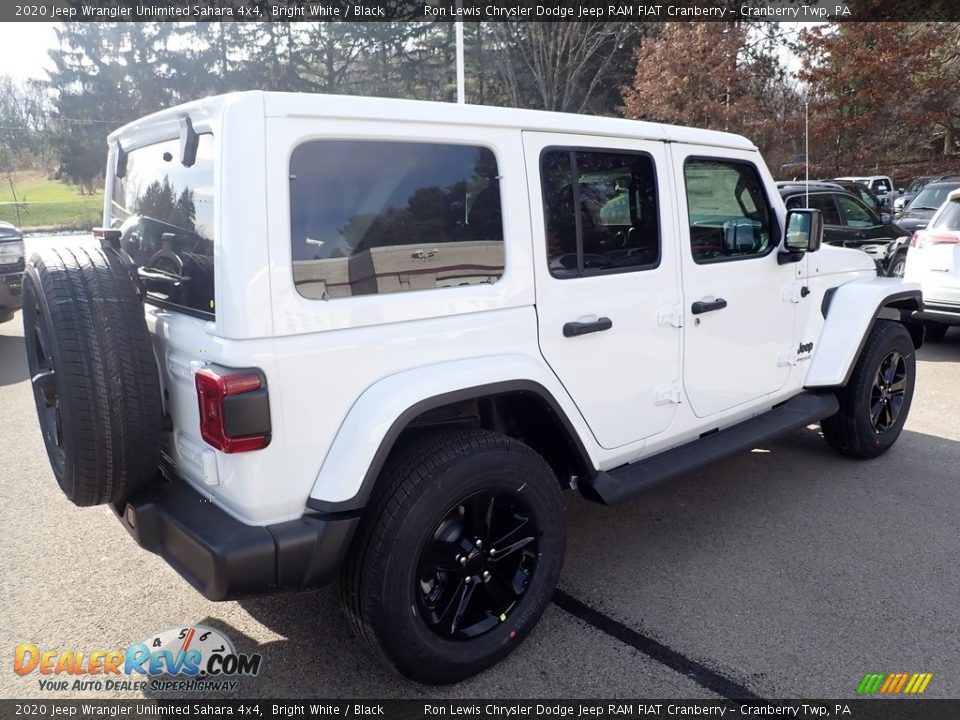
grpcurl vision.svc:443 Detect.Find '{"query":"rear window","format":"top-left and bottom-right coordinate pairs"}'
top-left (111, 135), bottom-right (215, 317)
top-left (289, 140), bottom-right (504, 300)
top-left (932, 199), bottom-right (960, 231)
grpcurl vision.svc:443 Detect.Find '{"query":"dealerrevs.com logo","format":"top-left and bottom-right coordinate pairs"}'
top-left (14, 625), bottom-right (262, 692)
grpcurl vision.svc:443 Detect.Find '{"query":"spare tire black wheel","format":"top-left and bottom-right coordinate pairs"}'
top-left (22, 245), bottom-right (164, 506)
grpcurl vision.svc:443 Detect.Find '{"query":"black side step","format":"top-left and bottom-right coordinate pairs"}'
top-left (582, 392), bottom-right (839, 506)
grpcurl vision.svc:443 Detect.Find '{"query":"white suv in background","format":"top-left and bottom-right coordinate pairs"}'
top-left (905, 188), bottom-right (960, 340)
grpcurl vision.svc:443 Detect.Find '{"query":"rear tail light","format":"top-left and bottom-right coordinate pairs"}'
top-left (911, 232), bottom-right (959, 249)
top-left (195, 368), bottom-right (271, 453)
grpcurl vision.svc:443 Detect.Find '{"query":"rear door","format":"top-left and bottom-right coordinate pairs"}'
top-left (671, 145), bottom-right (798, 418)
top-left (523, 132), bottom-right (681, 450)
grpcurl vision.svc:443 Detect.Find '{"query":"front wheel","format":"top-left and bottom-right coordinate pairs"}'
top-left (339, 430), bottom-right (566, 684)
top-left (886, 250), bottom-right (907, 278)
top-left (821, 320), bottom-right (916, 459)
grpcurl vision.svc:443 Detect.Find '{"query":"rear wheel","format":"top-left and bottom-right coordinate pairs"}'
top-left (22, 246), bottom-right (163, 506)
top-left (821, 320), bottom-right (915, 459)
top-left (339, 429), bottom-right (566, 684)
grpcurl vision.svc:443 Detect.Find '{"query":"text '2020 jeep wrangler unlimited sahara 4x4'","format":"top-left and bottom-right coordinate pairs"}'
top-left (23, 93), bottom-right (923, 684)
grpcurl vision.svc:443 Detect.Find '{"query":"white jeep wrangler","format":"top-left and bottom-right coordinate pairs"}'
top-left (23, 92), bottom-right (923, 685)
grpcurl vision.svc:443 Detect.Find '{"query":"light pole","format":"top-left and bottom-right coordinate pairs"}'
top-left (455, 1), bottom-right (465, 104)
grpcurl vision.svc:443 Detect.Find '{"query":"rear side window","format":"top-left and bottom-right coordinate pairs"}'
top-left (684, 159), bottom-right (776, 263)
top-left (540, 149), bottom-right (660, 278)
top-left (290, 141), bottom-right (504, 300)
top-left (112, 135), bottom-right (215, 317)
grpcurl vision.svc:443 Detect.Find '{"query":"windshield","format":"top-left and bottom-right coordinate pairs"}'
top-left (905, 178), bottom-right (928, 194)
top-left (111, 135), bottom-right (215, 317)
top-left (910, 184), bottom-right (960, 212)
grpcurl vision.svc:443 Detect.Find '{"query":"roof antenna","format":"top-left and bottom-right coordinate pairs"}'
top-left (805, 96), bottom-right (810, 209)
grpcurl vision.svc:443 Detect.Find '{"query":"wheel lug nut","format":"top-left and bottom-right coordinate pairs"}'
top-left (464, 576), bottom-right (473, 584)
top-left (460, 556), bottom-right (467, 566)
top-left (483, 571), bottom-right (491, 581)
top-left (475, 539), bottom-right (483, 548)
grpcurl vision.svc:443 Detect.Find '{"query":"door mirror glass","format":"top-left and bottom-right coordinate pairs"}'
top-left (881, 212), bottom-right (892, 225)
top-left (784, 208), bottom-right (823, 253)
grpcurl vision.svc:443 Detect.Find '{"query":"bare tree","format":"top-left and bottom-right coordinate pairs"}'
top-left (487, 23), bottom-right (639, 113)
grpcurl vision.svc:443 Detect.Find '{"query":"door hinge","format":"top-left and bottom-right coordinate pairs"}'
top-left (655, 380), bottom-right (682, 406)
top-left (778, 345), bottom-right (798, 367)
top-left (657, 304), bottom-right (683, 328)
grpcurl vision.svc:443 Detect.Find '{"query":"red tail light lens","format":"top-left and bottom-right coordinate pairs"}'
top-left (927, 234), bottom-right (960, 245)
top-left (195, 368), bottom-right (270, 453)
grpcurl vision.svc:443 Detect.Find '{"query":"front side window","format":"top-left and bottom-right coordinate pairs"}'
top-left (290, 141), bottom-right (504, 300)
top-left (112, 135), bottom-right (215, 317)
top-left (836, 194), bottom-right (877, 228)
top-left (871, 179), bottom-right (891, 193)
top-left (684, 159), bottom-right (776, 263)
top-left (541, 149), bottom-right (660, 278)
top-left (786, 193), bottom-right (842, 225)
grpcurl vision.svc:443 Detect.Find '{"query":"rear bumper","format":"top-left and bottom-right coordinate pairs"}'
top-left (113, 475), bottom-right (360, 600)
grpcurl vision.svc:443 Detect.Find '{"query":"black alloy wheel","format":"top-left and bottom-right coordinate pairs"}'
top-left (820, 320), bottom-right (915, 459)
top-left (416, 490), bottom-right (538, 640)
top-left (25, 297), bottom-right (65, 477)
top-left (339, 429), bottom-right (566, 684)
top-left (870, 350), bottom-right (907, 433)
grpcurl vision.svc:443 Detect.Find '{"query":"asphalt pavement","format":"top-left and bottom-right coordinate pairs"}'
top-left (2, 235), bottom-right (958, 700)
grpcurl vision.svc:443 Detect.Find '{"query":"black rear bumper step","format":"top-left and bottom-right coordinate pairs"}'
top-left (581, 392), bottom-right (839, 506)
top-left (113, 475), bottom-right (359, 600)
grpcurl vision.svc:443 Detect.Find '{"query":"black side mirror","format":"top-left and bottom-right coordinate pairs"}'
top-left (778, 208), bottom-right (823, 264)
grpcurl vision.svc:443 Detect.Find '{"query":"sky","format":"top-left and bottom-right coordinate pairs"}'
top-left (0, 21), bottom-right (816, 86)
top-left (0, 22), bottom-right (58, 81)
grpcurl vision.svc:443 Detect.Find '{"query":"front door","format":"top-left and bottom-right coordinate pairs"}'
top-left (671, 145), bottom-right (799, 418)
top-left (523, 132), bottom-right (682, 449)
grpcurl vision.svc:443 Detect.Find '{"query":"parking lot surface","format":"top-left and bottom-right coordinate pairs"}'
top-left (2, 236), bottom-right (959, 699)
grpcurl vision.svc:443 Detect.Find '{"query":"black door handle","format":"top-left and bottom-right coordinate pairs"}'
top-left (691, 298), bottom-right (728, 315)
top-left (563, 317), bottom-right (613, 337)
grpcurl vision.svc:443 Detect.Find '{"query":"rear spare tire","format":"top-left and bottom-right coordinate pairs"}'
top-left (22, 245), bottom-right (163, 506)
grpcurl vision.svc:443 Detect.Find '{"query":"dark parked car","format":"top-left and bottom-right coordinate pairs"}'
top-left (894, 173), bottom-right (960, 214)
top-left (0, 220), bottom-right (25, 323)
top-left (778, 187), bottom-right (910, 277)
top-left (827, 179), bottom-right (891, 221)
top-left (776, 180), bottom-right (891, 223)
top-left (896, 180), bottom-right (960, 234)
